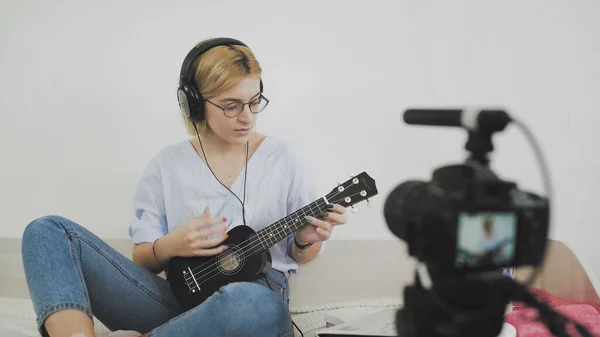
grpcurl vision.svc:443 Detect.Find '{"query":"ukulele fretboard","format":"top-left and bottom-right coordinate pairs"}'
top-left (251, 198), bottom-right (329, 252)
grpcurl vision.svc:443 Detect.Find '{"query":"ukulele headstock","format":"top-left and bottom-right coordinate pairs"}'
top-left (325, 172), bottom-right (378, 213)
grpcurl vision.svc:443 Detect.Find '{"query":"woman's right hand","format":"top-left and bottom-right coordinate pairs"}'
top-left (161, 208), bottom-right (229, 258)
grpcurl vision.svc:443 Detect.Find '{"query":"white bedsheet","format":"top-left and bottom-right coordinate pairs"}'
top-left (0, 297), bottom-right (403, 337)
top-left (0, 297), bottom-right (110, 337)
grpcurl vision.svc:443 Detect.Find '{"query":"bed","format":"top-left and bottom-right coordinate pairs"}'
top-left (0, 239), bottom-right (597, 336)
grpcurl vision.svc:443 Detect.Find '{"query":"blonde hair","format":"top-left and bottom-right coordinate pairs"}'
top-left (181, 42), bottom-right (263, 135)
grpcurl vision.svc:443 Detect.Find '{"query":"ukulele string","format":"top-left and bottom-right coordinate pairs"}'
top-left (187, 191), bottom-right (365, 288)
top-left (183, 179), bottom-right (356, 279)
top-left (185, 190), bottom-right (365, 286)
top-left (183, 180), bottom-right (356, 279)
top-left (184, 199), bottom-right (328, 282)
top-left (184, 185), bottom-right (363, 283)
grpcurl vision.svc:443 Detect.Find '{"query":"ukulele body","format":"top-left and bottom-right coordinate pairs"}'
top-left (167, 225), bottom-right (272, 311)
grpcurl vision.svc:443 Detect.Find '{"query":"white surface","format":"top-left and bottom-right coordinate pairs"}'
top-left (316, 308), bottom-right (398, 336)
top-left (499, 323), bottom-right (517, 337)
top-left (2, 1), bottom-right (600, 272)
top-left (316, 308), bottom-right (516, 337)
top-left (325, 308), bottom-right (391, 326)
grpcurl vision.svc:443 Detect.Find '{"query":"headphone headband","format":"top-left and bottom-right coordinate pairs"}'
top-left (179, 37), bottom-right (248, 87)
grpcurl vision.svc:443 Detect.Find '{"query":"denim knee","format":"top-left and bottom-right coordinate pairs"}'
top-left (23, 215), bottom-right (75, 241)
top-left (218, 282), bottom-right (292, 335)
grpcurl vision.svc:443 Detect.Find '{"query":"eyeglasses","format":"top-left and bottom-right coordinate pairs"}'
top-left (205, 94), bottom-right (270, 118)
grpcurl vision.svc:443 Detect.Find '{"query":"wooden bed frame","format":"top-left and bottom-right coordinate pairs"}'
top-left (515, 239), bottom-right (600, 304)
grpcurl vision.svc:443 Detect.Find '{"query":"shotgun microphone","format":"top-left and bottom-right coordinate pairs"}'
top-left (403, 108), bottom-right (512, 133)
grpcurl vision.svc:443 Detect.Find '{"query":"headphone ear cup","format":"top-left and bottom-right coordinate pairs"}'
top-left (260, 79), bottom-right (264, 93)
top-left (177, 86), bottom-right (192, 119)
top-left (178, 82), bottom-right (205, 122)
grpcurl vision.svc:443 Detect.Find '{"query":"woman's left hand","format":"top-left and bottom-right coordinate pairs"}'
top-left (294, 204), bottom-right (347, 245)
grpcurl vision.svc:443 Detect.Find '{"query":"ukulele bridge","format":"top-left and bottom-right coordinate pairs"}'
top-left (183, 267), bottom-right (201, 293)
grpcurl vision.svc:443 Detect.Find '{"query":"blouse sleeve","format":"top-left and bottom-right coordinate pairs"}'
top-left (284, 143), bottom-right (327, 257)
top-left (127, 152), bottom-right (168, 244)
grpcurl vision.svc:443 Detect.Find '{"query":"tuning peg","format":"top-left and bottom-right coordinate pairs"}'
top-left (367, 199), bottom-right (372, 207)
top-left (351, 206), bottom-right (359, 213)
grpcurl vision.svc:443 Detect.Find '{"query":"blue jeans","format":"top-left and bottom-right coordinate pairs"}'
top-left (21, 215), bottom-right (294, 337)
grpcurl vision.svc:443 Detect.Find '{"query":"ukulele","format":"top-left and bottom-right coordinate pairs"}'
top-left (167, 171), bottom-right (378, 311)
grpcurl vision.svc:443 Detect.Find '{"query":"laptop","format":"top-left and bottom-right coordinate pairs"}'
top-left (315, 308), bottom-right (398, 337)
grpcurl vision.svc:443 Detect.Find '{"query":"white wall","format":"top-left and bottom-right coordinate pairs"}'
top-left (1, 0), bottom-right (599, 267)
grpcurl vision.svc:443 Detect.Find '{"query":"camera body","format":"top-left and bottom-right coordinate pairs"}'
top-left (384, 161), bottom-right (549, 273)
top-left (384, 108), bottom-right (552, 337)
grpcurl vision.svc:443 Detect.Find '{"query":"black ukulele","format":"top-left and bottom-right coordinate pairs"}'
top-left (167, 171), bottom-right (378, 311)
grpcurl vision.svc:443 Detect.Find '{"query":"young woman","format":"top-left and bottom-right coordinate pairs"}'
top-left (21, 37), bottom-right (347, 337)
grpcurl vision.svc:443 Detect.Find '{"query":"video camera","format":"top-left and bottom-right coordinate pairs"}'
top-left (383, 108), bottom-right (591, 337)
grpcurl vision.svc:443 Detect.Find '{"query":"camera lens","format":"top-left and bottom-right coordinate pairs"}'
top-left (384, 180), bottom-right (428, 241)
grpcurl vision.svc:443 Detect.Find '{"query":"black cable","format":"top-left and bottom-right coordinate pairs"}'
top-left (194, 125), bottom-right (248, 226)
top-left (523, 282), bottom-right (589, 336)
top-left (415, 268), bottom-right (593, 337)
top-left (507, 279), bottom-right (594, 337)
top-left (291, 316), bottom-right (305, 337)
top-left (193, 125), bottom-right (303, 336)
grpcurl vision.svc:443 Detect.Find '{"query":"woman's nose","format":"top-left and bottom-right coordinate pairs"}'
top-left (237, 104), bottom-right (253, 122)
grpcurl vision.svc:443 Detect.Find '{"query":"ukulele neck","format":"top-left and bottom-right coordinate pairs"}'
top-left (249, 197), bottom-right (329, 254)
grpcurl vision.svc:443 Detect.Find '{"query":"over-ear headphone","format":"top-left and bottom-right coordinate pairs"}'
top-left (177, 37), bottom-right (264, 122)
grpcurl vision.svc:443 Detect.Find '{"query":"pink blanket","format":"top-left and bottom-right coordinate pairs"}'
top-left (505, 288), bottom-right (600, 336)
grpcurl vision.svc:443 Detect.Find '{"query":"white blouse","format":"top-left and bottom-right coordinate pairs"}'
top-left (127, 136), bottom-right (323, 273)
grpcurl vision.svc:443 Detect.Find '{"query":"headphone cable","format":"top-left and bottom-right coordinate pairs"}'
top-left (193, 125), bottom-right (305, 337)
top-left (193, 124), bottom-right (248, 226)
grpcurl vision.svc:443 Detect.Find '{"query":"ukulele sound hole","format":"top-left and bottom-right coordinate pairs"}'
top-left (217, 247), bottom-right (244, 275)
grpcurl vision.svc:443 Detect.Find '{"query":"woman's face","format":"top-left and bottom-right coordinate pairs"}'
top-left (204, 76), bottom-right (262, 145)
